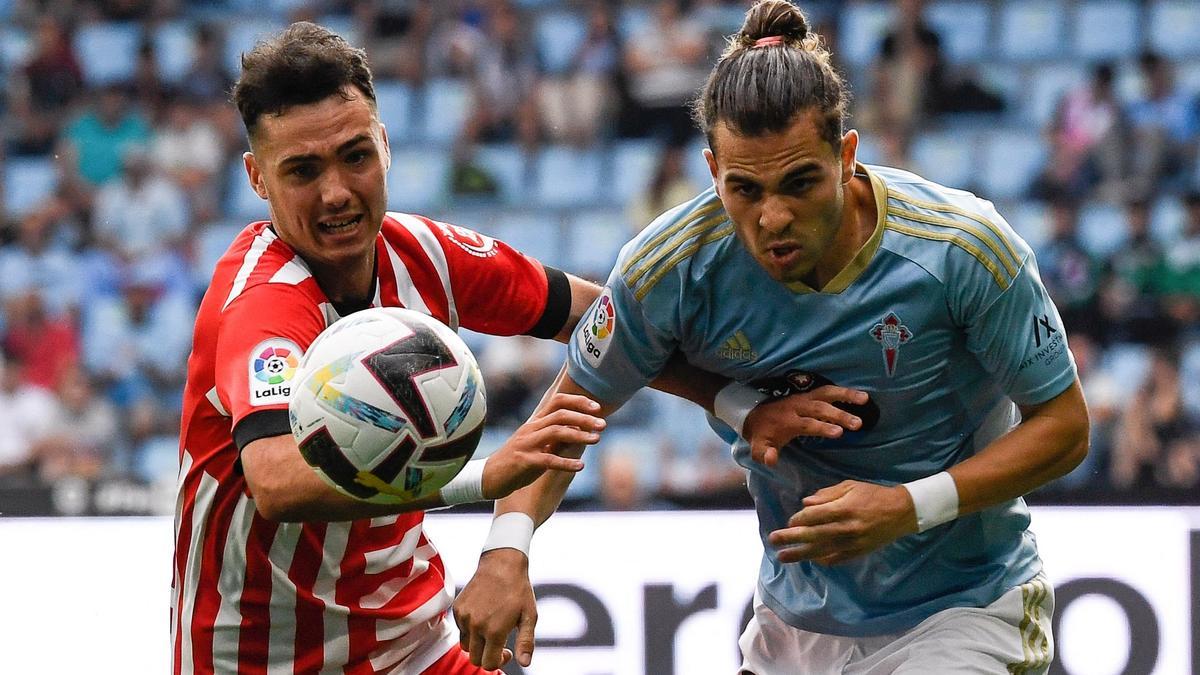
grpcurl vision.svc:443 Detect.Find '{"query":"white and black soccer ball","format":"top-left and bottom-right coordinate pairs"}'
top-left (288, 307), bottom-right (487, 504)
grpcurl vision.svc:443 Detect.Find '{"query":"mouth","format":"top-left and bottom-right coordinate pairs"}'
top-left (319, 214), bottom-right (363, 234)
top-left (765, 243), bottom-right (802, 262)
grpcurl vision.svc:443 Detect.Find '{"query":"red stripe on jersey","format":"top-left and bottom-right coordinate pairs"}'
top-left (233, 514), bottom-right (280, 674)
top-left (379, 217), bottom-right (451, 323)
top-left (190, 464), bottom-right (246, 673)
top-left (288, 523), bottom-right (329, 674)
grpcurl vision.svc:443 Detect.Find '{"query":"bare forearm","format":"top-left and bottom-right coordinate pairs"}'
top-left (647, 351), bottom-right (729, 413)
top-left (948, 380), bottom-right (1089, 516)
top-left (496, 443), bottom-right (584, 527)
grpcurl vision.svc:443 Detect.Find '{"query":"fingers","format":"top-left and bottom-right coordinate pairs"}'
top-left (524, 451), bottom-right (585, 473)
top-left (749, 441), bottom-right (779, 467)
top-left (531, 408), bottom-right (607, 432)
top-left (527, 423), bottom-right (604, 449)
top-left (480, 633), bottom-right (508, 671)
top-left (500, 648), bottom-right (513, 666)
top-left (516, 607), bottom-right (538, 666)
top-left (468, 630), bottom-right (486, 667)
top-left (535, 393), bottom-right (602, 418)
top-left (809, 385), bottom-right (869, 406)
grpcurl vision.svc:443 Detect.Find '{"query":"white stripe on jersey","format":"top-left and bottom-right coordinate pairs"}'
top-left (204, 387), bottom-right (229, 417)
top-left (317, 523), bottom-right (353, 671)
top-left (364, 521), bottom-right (423, 575)
top-left (171, 450), bottom-right (194, 672)
top-left (382, 238), bottom-right (433, 317)
top-left (268, 254), bottom-right (313, 285)
top-left (179, 464), bottom-right (221, 675)
top-left (372, 566), bottom-right (457, 673)
top-left (212, 494), bottom-right (254, 672)
top-left (265, 523), bottom-right (302, 675)
top-left (390, 213), bottom-right (458, 330)
top-left (223, 228), bottom-right (278, 311)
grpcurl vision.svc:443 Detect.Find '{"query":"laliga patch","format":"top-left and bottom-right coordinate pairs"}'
top-left (577, 288), bottom-right (616, 368)
top-left (248, 338), bottom-right (302, 406)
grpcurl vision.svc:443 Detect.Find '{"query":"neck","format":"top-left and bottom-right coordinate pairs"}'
top-left (809, 172), bottom-right (877, 289)
top-left (312, 249), bottom-right (376, 306)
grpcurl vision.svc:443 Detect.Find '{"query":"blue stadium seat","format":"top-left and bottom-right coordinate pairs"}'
top-left (489, 211), bottom-right (564, 267)
top-left (1180, 340), bottom-right (1200, 417)
top-left (387, 147), bottom-right (450, 213)
top-left (1077, 202), bottom-right (1128, 258)
top-left (1003, 200), bottom-right (1051, 251)
top-left (152, 21), bottom-right (195, 83)
top-left (838, 2), bottom-right (896, 67)
top-left (1148, 1), bottom-right (1200, 58)
top-left (533, 146), bottom-right (603, 207)
top-left (312, 15), bottom-right (360, 48)
top-left (998, 1), bottom-right (1067, 61)
top-left (683, 136), bottom-right (715, 193)
top-left (611, 139), bottom-right (664, 204)
top-left (1024, 62), bottom-right (1086, 126)
top-left (3, 156), bottom-right (58, 218)
top-left (1174, 59), bottom-right (1200, 99)
top-left (73, 22), bottom-right (141, 86)
top-left (223, 18), bottom-right (287, 79)
top-left (373, 79), bottom-right (414, 143)
top-left (471, 144), bottom-right (529, 205)
top-left (1072, 1), bottom-right (1140, 60)
top-left (1151, 196), bottom-right (1184, 243)
top-left (979, 129), bottom-right (1045, 200)
top-left (926, 0), bottom-right (992, 64)
top-left (1102, 342), bottom-right (1152, 394)
top-left (535, 11), bottom-right (586, 76)
top-left (910, 131), bottom-right (978, 192)
top-left (420, 78), bottom-right (471, 143)
top-left (617, 6), bottom-right (653, 42)
top-left (975, 63), bottom-right (1022, 109)
top-left (192, 220), bottom-right (245, 288)
top-left (0, 26), bottom-right (31, 73)
top-left (223, 161), bottom-right (269, 222)
top-left (565, 209), bottom-right (630, 275)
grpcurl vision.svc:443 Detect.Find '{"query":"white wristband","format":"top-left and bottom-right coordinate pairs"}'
top-left (713, 382), bottom-right (769, 437)
top-left (438, 459), bottom-right (487, 506)
top-left (902, 471), bottom-right (959, 533)
top-left (481, 512), bottom-right (536, 556)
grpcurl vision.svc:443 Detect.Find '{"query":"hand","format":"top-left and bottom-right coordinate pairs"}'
top-left (481, 393), bottom-right (605, 499)
top-left (743, 386), bottom-right (869, 466)
top-left (454, 548), bottom-right (538, 669)
top-left (767, 480), bottom-right (917, 566)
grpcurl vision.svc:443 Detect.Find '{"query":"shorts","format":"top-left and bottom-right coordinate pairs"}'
top-left (738, 574), bottom-right (1054, 674)
top-left (418, 645), bottom-right (502, 675)
top-left (379, 613), bottom-right (501, 675)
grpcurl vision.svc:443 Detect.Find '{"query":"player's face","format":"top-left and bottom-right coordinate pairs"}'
top-left (706, 110), bottom-right (857, 285)
top-left (243, 87), bottom-right (390, 280)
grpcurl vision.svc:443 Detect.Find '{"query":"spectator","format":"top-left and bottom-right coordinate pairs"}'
top-left (1049, 333), bottom-right (1117, 493)
top-left (1161, 191), bottom-right (1200, 332)
top-left (0, 349), bottom-right (58, 484)
top-left (1, 290), bottom-right (79, 391)
top-left (1126, 52), bottom-right (1200, 197)
top-left (33, 364), bottom-right (119, 482)
top-left (1031, 62), bottom-right (1127, 201)
top-left (475, 334), bottom-right (560, 428)
top-left (151, 94), bottom-right (225, 221)
top-left (92, 145), bottom-right (189, 262)
top-left (58, 84), bottom-right (152, 213)
top-left (457, 2), bottom-right (540, 150)
top-left (588, 451), bottom-right (673, 511)
top-left (860, 0), bottom-right (945, 141)
top-left (621, 0), bottom-right (709, 142)
top-left (1110, 347), bottom-right (1200, 493)
top-left (1096, 199), bottom-right (1170, 344)
top-left (355, 0), bottom-right (435, 83)
top-left (538, 2), bottom-right (621, 146)
top-left (0, 206), bottom-right (84, 316)
top-left (1035, 193), bottom-right (1101, 338)
top-left (178, 22), bottom-right (235, 105)
top-left (628, 142), bottom-right (702, 234)
top-left (6, 16), bottom-right (83, 155)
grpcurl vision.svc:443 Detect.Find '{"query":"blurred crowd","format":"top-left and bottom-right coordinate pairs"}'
top-left (0, 0), bottom-right (1197, 513)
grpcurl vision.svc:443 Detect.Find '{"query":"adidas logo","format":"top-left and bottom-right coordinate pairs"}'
top-left (717, 330), bottom-right (757, 361)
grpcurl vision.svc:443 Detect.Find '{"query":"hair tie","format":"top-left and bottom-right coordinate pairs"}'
top-left (753, 35), bottom-right (786, 48)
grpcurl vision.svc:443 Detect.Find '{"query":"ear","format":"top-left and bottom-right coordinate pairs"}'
top-left (379, 122), bottom-right (392, 172)
top-left (703, 147), bottom-right (721, 197)
top-left (244, 152), bottom-right (268, 200)
top-left (839, 129), bottom-right (859, 185)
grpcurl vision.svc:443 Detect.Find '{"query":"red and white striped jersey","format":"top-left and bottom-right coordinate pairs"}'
top-left (173, 213), bottom-right (559, 674)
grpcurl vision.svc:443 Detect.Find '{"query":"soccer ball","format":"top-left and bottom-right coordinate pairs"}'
top-left (288, 307), bottom-right (488, 504)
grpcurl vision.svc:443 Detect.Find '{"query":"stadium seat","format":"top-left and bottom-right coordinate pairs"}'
top-left (1003, 200), bottom-right (1051, 251)
top-left (471, 144), bottom-right (529, 205)
top-left (565, 209), bottom-right (630, 276)
top-left (488, 211), bottom-right (564, 267)
top-left (1102, 342), bottom-right (1152, 393)
top-left (910, 131), bottom-right (978, 193)
top-left (419, 78), bottom-right (471, 143)
top-left (1151, 196), bottom-right (1184, 243)
top-left (373, 79), bottom-right (414, 143)
top-left (1148, 0), bottom-right (1200, 58)
top-left (152, 20), bottom-right (195, 84)
top-left (387, 147), bottom-right (450, 213)
top-left (535, 11), bottom-right (587, 76)
top-left (533, 146), bottom-right (603, 207)
top-left (1180, 340), bottom-right (1200, 417)
top-left (979, 129), bottom-right (1045, 200)
top-left (73, 22), bottom-right (141, 86)
top-left (616, 5), bottom-right (653, 42)
top-left (998, 1), bottom-right (1067, 61)
top-left (222, 18), bottom-right (287, 80)
top-left (0, 26), bottom-right (31, 73)
top-left (925, 0), bottom-right (992, 64)
top-left (223, 161), bottom-right (269, 222)
top-left (1077, 202), bottom-right (1128, 257)
top-left (838, 2), bottom-right (896, 67)
top-left (611, 139), bottom-right (665, 204)
top-left (192, 220), bottom-right (245, 288)
top-left (1072, 0), bottom-right (1141, 60)
top-left (1023, 62), bottom-right (1086, 126)
top-left (312, 15), bottom-right (360, 49)
top-left (683, 136), bottom-right (716, 193)
top-left (3, 156), bottom-right (58, 218)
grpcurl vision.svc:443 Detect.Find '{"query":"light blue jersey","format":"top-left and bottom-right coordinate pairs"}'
top-left (567, 165), bottom-right (1077, 637)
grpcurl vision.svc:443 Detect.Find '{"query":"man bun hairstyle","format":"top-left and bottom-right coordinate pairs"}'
top-left (233, 21), bottom-right (376, 139)
top-left (693, 0), bottom-right (849, 151)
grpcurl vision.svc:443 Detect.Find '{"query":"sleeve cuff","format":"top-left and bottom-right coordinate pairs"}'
top-left (233, 409), bottom-right (293, 451)
top-left (526, 265), bottom-right (572, 339)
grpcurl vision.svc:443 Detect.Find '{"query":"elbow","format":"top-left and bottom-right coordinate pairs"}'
top-left (247, 480), bottom-right (307, 522)
top-left (1059, 417), bottom-right (1091, 476)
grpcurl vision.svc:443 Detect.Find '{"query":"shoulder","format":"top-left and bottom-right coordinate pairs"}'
top-left (872, 165), bottom-right (1031, 293)
top-left (615, 187), bottom-right (736, 302)
top-left (214, 222), bottom-right (322, 313)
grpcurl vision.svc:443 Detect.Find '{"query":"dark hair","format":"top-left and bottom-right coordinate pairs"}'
top-left (692, 0), bottom-right (849, 151)
top-left (233, 22), bottom-right (376, 139)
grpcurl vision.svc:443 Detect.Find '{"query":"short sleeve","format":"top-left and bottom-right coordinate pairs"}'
top-left (214, 283), bottom-right (325, 436)
top-left (566, 270), bottom-right (678, 406)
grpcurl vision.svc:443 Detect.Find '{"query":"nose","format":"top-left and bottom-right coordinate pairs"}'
top-left (758, 196), bottom-right (791, 235)
top-left (320, 167), bottom-right (352, 211)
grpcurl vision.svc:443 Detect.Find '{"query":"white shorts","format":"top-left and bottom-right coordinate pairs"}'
top-left (738, 574), bottom-right (1054, 675)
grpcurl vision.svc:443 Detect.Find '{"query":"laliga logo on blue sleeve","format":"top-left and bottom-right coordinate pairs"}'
top-left (578, 288), bottom-right (615, 367)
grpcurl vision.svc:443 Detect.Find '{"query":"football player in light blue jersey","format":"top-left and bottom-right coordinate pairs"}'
top-left (455, 2), bottom-right (1090, 673)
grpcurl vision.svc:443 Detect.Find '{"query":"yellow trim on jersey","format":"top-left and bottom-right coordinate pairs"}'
top-left (625, 211), bottom-right (729, 288)
top-left (884, 221), bottom-right (1011, 289)
top-left (887, 189), bottom-right (1023, 268)
top-left (620, 198), bottom-right (724, 277)
top-left (634, 222), bottom-right (736, 301)
top-left (1009, 576), bottom-right (1052, 674)
top-left (886, 205), bottom-right (1021, 278)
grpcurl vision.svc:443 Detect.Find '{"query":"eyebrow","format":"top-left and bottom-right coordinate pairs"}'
top-left (726, 162), bottom-right (821, 186)
top-left (279, 134), bottom-right (372, 167)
